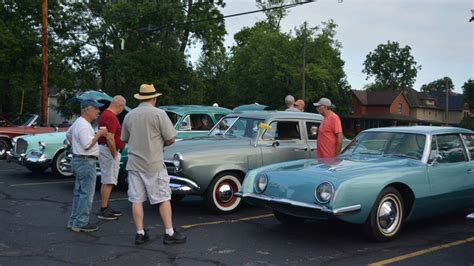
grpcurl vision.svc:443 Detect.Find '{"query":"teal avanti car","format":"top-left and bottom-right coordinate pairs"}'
top-left (238, 126), bottom-right (474, 241)
top-left (163, 111), bottom-right (324, 213)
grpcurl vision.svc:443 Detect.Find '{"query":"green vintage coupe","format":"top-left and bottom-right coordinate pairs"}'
top-left (238, 126), bottom-right (474, 241)
top-left (163, 111), bottom-right (324, 213)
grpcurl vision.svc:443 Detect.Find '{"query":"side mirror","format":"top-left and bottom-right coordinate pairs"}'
top-left (258, 123), bottom-right (272, 131)
top-left (180, 121), bottom-right (191, 131)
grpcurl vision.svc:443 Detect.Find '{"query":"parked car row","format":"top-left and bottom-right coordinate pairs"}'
top-left (4, 90), bottom-right (474, 242)
top-left (5, 91), bottom-right (233, 180)
top-left (0, 114), bottom-right (68, 159)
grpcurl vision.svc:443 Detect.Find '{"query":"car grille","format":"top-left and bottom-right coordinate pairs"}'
top-left (15, 138), bottom-right (28, 154)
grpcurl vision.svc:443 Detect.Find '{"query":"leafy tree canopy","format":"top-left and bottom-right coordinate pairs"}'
top-left (363, 41), bottom-right (421, 90)
top-left (420, 77), bottom-right (454, 93)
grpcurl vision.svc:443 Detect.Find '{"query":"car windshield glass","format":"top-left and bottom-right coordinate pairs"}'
top-left (209, 116), bottom-right (264, 138)
top-left (12, 114), bottom-right (37, 127)
top-left (343, 132), bottom-right (426, 160)
top-left (165, 111), bottom-right (182, 127)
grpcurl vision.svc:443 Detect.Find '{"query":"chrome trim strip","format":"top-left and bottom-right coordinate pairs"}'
top-left (169, 175), bottom-right (200, 193)
top-left (241, 193), bottom-right (361, 216)
top-left (332, 204), bottom-right (362, 215)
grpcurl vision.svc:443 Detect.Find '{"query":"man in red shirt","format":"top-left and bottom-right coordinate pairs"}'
top-left (313, 97), bottom-right (344, 159)
top-left (97, 95), bottom-right (126, 220)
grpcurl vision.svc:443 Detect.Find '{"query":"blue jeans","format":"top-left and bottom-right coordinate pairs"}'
top-left (67, 158), bottom-right (97, 228)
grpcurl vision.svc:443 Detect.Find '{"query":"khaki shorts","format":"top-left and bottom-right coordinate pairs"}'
top-left (127, 167), bottom-right (171, 205)
top-left (98, 145), bottom-right (121, 185)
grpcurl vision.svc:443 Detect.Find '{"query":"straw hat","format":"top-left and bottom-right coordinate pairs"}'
top-left (134, 84), bottom-right (162, 100)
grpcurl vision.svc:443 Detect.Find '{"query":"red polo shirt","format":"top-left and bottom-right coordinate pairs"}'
top-left (98, 109), bottom-right (125, 151)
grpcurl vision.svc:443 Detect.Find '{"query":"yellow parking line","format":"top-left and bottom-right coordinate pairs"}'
top-left (10, 180), bottom-right (74, 187)
top-left (181, 213), bottom-right (274, 229)
top-left (369, 236), bottom-right (474, 266)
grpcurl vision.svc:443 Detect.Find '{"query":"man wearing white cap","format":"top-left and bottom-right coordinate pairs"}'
top-left (121, 84), bottom-right (186, 245)
top-left (313, 97), bottom-right (344, 158)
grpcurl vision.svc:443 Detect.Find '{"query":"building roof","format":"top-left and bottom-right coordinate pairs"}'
top-left (353, 90), bottom-right (403, 105)
top-left (353, 88), bottom-right (465, 112)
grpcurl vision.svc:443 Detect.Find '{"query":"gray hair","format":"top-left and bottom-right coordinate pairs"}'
top-left (285, 95), bottom-right (295, 105)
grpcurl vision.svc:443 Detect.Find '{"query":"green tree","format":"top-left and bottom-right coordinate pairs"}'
top-left (196, 47), bottom-right (232, 106)
top-left (50, 0), bottom-right (227, 115)
top-left (224, 19), bottom-right (350, 113)
top-left (363, 41), bottom-right (421, 90)
top-left (420, 77), bottom-right (454, 93)
top-left (0, 1), bottom-right (84, 119)
top-left (463, 79), bottom-right (474, 112)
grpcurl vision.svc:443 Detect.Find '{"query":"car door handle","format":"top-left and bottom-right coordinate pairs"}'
top-left (468, 169), bottom-right (474, 174)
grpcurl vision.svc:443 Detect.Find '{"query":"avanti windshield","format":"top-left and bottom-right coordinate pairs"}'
top-left (343, 132), bottom-right (426, 160)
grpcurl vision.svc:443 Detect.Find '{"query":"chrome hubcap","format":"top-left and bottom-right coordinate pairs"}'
top-left (377, 195), bottom-right (400, 235)
top-left (218, 184), bottom-right (233, 203)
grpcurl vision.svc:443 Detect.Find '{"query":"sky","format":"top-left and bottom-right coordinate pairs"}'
top-left (188, 0), bottom-right (473, 93)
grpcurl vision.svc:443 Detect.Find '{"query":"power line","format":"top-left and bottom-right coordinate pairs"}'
top-left (138, 0), bottom-right (315, 33)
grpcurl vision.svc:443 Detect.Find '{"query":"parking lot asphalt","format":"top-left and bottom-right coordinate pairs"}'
top-left (1, 160), bottom-right (474, 265)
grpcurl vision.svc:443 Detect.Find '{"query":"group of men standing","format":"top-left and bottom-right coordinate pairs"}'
top-left (285, 94), bottom-right (344, 158)
top-left (66, 84), bottom-right (186, 245)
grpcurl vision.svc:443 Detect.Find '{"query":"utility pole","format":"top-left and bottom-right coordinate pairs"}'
top-left (301, 22), bottom-right (306, 101)
top-left (41, 0), bottom-right (48, 125)
top-left (445, 79), bottom-right (449, 126)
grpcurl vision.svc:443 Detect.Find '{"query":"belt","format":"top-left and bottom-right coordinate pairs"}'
top-left (72, 154), bottom-right (98, 160)
top-left (99, 143), bottom-right (121, 153)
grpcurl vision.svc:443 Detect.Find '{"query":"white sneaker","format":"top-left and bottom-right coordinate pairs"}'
top-left (467, 213), bottom-right (474, 220)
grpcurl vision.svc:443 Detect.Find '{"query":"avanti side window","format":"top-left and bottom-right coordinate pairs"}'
top-left (430, 134), bottom-right (467, 163)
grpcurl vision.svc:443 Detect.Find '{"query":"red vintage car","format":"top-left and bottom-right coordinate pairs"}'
top-left (0, 114), bottom-right (67, 159)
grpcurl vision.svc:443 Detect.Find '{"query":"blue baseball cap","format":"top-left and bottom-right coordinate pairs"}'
top-left (80, 99), bottom-right (104, 109)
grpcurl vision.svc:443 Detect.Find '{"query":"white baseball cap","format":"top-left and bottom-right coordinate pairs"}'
top-left (313, 97), bottom-right (332, 107)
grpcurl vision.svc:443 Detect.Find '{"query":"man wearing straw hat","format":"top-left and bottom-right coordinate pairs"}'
top-left (121, 84), bottom-right (186, 245)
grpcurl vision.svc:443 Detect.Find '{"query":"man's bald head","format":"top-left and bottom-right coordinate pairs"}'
top-left (110, 95), bottom-right (126, 115)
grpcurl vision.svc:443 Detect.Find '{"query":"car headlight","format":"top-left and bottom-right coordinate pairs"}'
top-left (315, 182), bottom-right (334, 204)
top-left (254, 173), bottom-right (268, 194)
top-left (173, 153), bottom-right (183, 172)
top-left (38, 141), bottom-right (46, 152)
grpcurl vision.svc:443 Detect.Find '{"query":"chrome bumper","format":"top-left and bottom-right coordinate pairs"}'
top-left (59, 154), bottom-right (101, 176)
top-left (169, 175), bottom-right (200, 194)
top-left (6, 150), bottom-right (51, 168)
top-left (237, 192), bottom-right (361, 218)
